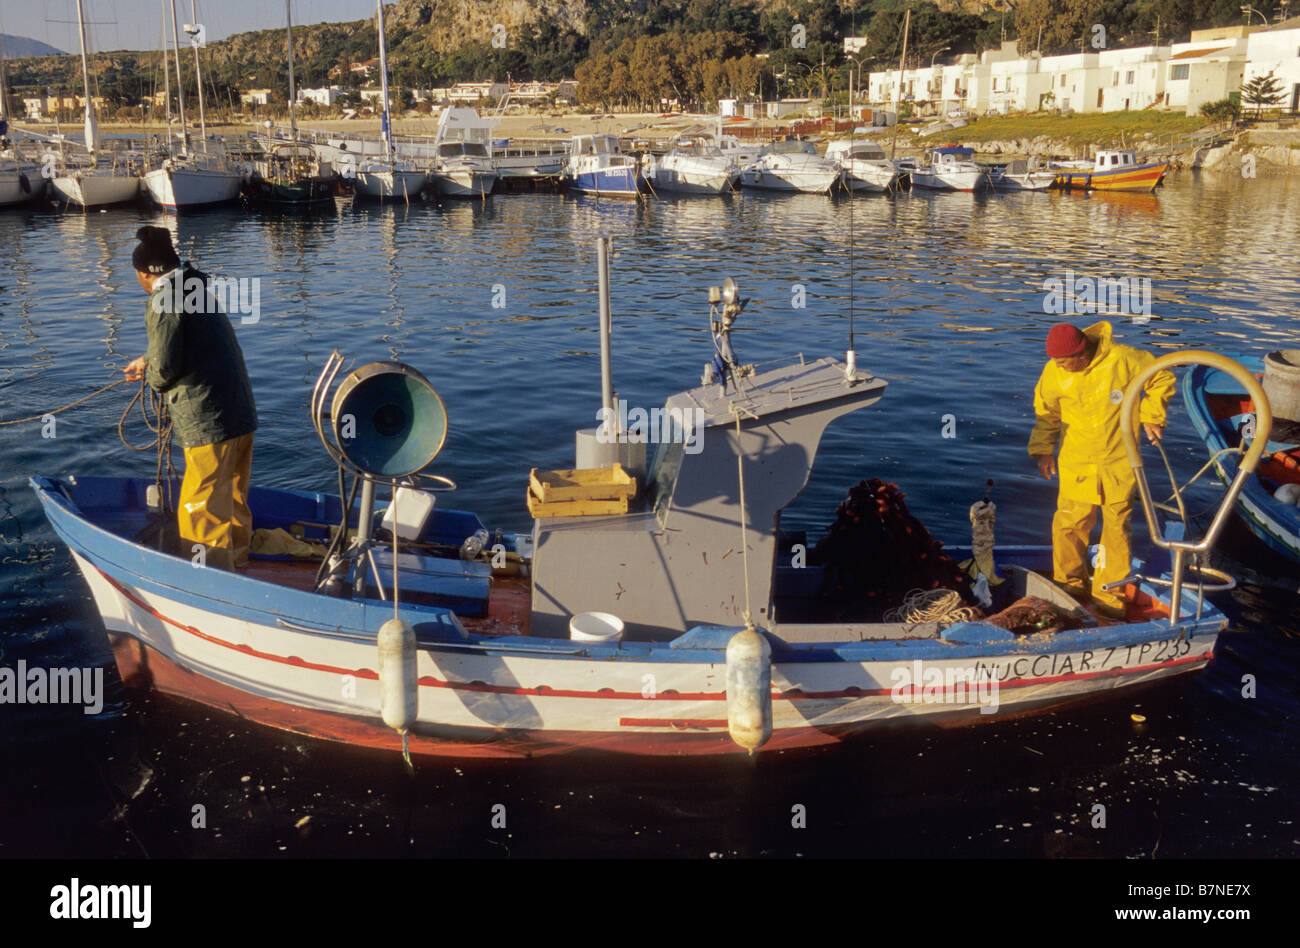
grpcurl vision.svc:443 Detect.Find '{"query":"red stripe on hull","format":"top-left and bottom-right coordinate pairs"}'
top-left (108, 634), bottom-right (1210, 759)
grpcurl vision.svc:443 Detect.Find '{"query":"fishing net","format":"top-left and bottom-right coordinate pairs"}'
top-left (984, 596), bottom-right (1087, 636)
top-left (809, 478), bottom-right (972, 620)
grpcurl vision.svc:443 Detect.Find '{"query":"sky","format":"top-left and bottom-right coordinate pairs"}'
top-left (1, 0), bottom-right (384, 53)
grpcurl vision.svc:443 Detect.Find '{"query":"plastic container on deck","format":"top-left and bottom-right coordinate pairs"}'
top-left (569, 612), bottom-right (624, 643)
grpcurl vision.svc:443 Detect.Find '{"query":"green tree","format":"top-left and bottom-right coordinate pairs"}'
top-left (1241, 70), bottom-right (1285, 119)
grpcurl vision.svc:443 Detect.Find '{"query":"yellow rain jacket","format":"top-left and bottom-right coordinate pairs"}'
top-left (1028, 321), bottom-right (1176, 505)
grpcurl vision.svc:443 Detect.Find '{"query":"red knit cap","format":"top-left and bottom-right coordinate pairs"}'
top-left (1045, 323), bottom-right (1087, 358)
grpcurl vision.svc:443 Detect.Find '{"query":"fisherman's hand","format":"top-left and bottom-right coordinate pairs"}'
top-left (1143, 422), bottom-right (1164, 445)
top-left (1036, 455), bottom-right (1057, 479)
top-left (124, 356), bottom-right (147, 382)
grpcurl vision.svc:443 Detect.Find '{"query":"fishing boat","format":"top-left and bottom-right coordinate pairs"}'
top-left (245, 1), bottom-right (339, 206)
top-left (47, 0), bottom-right (141, 209)
top-left (1056, 149), bottom-right (1168, 192)
top-left (825, 138), bottom-right (899, 192)
top-left (564, 133), bottom-right (642, 197)
top-left (1184, 351), bottom-right (1300, 562)
top-left (993, 157), bottom-right (1058, 192)
top-left (649, 137), bottom-right (739, 195)
top-left (740, 139), bottom-right (842, 194)
top-left (28, 249), bottom-right (1269, 758)
top-left (909, 146), bottom-right (989, 192)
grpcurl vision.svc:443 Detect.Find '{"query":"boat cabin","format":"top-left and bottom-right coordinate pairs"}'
top-left (1094, 150), bottom-right (1139, 170)
top-left (826, 140), bottom-right (889, 161)
top-left (570, 134), bottom-right (624, 156)
top-left (763, 139), bottom-right (816, 156)
top-left (437, 141), bottom-right (490, 159)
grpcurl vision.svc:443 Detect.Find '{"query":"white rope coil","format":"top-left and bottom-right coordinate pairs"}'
top-left (883, 588), bottom-right (978, 627)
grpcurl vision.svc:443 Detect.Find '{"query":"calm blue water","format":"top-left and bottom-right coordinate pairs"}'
top-left (1, 171), bottom-right (1297, 857)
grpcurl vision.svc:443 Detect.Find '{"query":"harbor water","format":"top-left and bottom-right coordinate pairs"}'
top-left (1, 172), bottom-right (1297, 857)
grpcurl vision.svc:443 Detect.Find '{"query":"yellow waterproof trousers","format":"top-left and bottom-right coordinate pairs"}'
top-left (177, 433), bottom-right (254, 571)
top-left (1052, 486), bottom-right (1133, 611)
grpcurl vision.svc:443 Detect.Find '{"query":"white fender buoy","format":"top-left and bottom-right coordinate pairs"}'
top-left (726, 627), bottom-right (772, 753)
top-left (378, 618), bottom-right (418, 734)
top-left (1273, 482), bottom-right (1300, 506)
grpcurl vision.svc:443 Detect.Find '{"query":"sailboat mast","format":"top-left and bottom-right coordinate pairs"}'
top-left (161, 0), bottom-right (172, 129)
top-left (190, 0), bottom-right (208, 148)
top-left (168, 0), bottom-right (189, 150)
top-left (890, 8), bottom-right (909, 161)
top-left (0, 29), bottom-right (10, 123)
top-left (74, 0), bottom-right (99, 153)
top-left (376, 0), bottom-right (393, 163)
top-left (286, 0), bottom-right (297, 140)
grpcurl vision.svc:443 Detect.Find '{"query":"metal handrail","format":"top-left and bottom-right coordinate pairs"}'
top-left (1121, 351), bottom-right (1272, 625)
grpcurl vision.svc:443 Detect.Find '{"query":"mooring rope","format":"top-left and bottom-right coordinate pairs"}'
top-left (0, 377), bottom-right (132, 427)
top-left (732, 408), bottom-right (754, 629)
top-left (0, 374), bottom-right (176, 512)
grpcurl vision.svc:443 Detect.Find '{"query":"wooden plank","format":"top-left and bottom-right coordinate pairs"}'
top-left (526, 486), bottom-right (630, 518)
top-left (528, 464), bottom-right (637, 503)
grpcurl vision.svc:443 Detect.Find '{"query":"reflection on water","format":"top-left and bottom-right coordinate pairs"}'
top-left (0, 170), bottom-right (1297, 857)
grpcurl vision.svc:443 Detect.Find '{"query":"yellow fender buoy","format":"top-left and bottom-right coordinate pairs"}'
top-left (726, 627), bottom-right (772, 753)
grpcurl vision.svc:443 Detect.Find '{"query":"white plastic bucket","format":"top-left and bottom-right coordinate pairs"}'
top-left (569, 611), bottom-right (624, 643)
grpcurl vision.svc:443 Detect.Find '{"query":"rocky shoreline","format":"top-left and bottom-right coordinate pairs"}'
top-left (957, 128), bottom-right (1300, 175)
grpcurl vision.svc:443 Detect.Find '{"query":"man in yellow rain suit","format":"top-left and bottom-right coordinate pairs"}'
top-left (1028, 321), bottom-right (1175, 617)
top-left (123, 226), bottom-right (258, 571)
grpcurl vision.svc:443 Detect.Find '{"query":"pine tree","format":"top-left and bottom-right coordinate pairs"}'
top-left (1242, 70), bottom-right (1284, 120)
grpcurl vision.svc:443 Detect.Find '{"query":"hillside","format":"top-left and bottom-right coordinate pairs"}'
top-left (1, 34), bottom-right (65, 58)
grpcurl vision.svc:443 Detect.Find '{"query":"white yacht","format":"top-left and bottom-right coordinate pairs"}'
top-left (48, 0), bottom-right (141, 208)
top-left (650, 137), bottom-right (739, 194)
top-left (825, 138), bottom-right (898, 192)
top-left (909, 146), bottom-right (990, 192)
top-left (740, 139), bottom-right (842, 194)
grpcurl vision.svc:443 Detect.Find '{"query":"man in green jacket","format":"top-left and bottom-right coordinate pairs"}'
top-left (123, 226), bottom-right (257, 570)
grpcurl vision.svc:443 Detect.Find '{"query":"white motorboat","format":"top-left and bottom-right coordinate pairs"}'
top-left (825, 139), bottom-right (899, 192)
top-left (909, 147), bottom-right (990, 192)
top-left (650, 137), bottom-right (739, 195)
top-left (0, 143), bottom-right (46, 206)
top-left (740, 139), bottom-right (842, 194)
top-left (994, 157), bottom-right (1058, 192)
top-left (428, 141), bottom-right (498, 198)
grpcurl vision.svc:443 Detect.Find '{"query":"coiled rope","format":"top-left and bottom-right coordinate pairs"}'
top-left (883, 588), bottom-right (978, 627)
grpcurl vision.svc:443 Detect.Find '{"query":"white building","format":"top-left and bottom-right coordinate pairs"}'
top-left (240, 89), bottom-right (272, 107)
top-left (1097, 46), bottom-right (1170, 112)
top-left (1243, 16), bottom-right (1300, 114)
top-left (297, 86), bottom-right (344, 107)
top-left (1166, 26), bottom-right (1253, 116)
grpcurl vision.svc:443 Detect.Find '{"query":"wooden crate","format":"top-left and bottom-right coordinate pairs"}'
top-left (528, 464), bottom-right (637, 504)
top-left (526, 487), bottom-right (631, 519)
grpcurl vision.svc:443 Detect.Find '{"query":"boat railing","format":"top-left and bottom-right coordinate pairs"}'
top-left (1116, 351), bottom-right (1272, 625)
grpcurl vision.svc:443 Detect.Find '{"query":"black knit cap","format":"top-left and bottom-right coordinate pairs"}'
top-left (131, 226), bottom-right (180, 275)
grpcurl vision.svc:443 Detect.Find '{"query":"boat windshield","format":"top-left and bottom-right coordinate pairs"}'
top-left (767, 139), bottom-right (813, 155)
